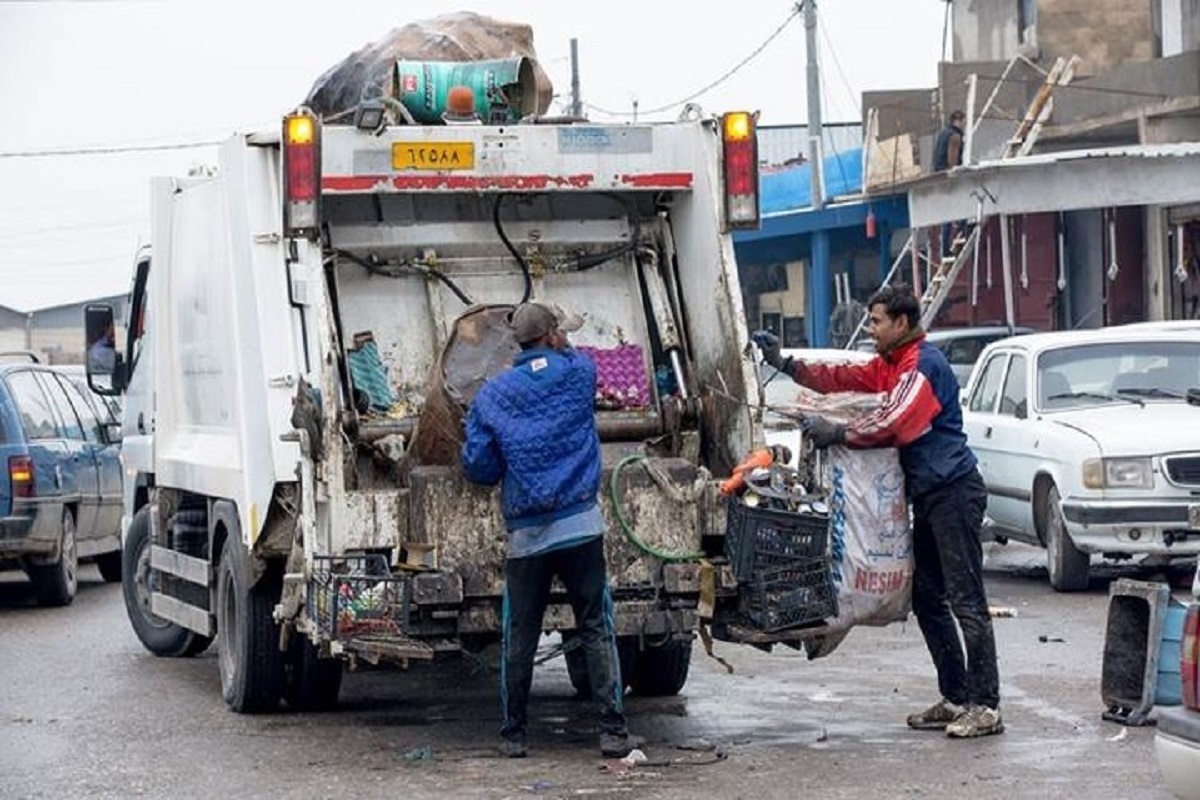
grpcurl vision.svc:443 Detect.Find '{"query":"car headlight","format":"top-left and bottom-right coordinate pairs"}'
top-left (1082, 457), bottom-right (1153, 489)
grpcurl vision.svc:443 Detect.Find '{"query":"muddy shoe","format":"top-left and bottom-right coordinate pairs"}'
top-left (500, 737), bottom-right (528, 758)
top-left (946, 705), bottom-right (1004, 738)
top-left (906, 698), bottom-right (966, 730)
top-left (599, 732), bottom-right (644, 758)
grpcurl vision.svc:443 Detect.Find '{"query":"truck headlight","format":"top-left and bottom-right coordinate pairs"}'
top-left (1082, 457), bottom-right (1153, 489)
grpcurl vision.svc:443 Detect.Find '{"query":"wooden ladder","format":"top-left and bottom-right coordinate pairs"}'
top-left (844, 54), bottom-right (1079, 346)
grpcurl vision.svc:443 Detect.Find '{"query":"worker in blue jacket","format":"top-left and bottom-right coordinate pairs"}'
top-left (461, 301), bottom-right (636, 760)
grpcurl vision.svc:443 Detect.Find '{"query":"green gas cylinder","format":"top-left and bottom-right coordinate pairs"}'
top-left (392, 58), bottom-right (537, 124)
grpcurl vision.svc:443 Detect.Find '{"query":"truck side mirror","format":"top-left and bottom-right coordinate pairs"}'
top-left (84, 304), bottom-right (126, 395)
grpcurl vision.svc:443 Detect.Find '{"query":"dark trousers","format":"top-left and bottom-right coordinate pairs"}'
top-left (501, 536), bottom-right (627, 741)
top-left (910, 469), bottom-right (1001, 709)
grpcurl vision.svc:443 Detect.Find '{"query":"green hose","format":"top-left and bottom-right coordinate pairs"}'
top-left (609, 454), bottom-right (706, 562)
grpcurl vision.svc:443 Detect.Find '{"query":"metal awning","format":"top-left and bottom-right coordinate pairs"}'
top-left (907, 143), bottom-right (1200, 227)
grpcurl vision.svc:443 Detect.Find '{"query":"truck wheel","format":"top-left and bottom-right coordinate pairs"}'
top-left (216, 535), bottom-right (284, 713)
top-left (1044, 485), bottom-right (1089, 592)
top-left (122, 506), bottom-right (212, 657)
top-left (284, 635), bottom-right (343, 712)
top-left (629, 638), bottom-right (693, 697)
top-left (563, 633), bottom-right (637, 698)
top-left (30, 508), bottom-right (78, 607)
top-left (95, 549), bottom-right (122, 583)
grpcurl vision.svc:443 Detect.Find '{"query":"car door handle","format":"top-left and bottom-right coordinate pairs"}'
top-left (984, 426), bottom-right (992, 438)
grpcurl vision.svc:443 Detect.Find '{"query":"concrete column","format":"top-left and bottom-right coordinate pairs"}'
top-left (1145, 205), bottom-right (1169, 321)
top-left (810, 230), bottom-right (832, 346)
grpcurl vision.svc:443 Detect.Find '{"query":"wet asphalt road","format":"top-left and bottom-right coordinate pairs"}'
top-left (0, 544), bottom-right (1191, 800)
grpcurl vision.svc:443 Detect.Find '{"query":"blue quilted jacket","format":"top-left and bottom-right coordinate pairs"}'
top-left (461, 347), bottom-right (600, 530)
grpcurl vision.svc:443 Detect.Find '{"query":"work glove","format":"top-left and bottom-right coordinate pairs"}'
top-left (800, 414), bottom-right (846, 449)
top-left (750, 330), bottom-right (791, 373)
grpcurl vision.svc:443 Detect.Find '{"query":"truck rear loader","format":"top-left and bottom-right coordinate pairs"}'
top-left (87, 99), bottom-right (767, 712)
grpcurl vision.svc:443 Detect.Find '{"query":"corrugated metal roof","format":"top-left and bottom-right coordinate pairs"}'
top-left (758, 123), bottom-right (862, 167)
top-left (970, 142), bottom-right (1200, 170)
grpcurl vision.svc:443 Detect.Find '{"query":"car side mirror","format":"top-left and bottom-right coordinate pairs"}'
top-left (85, 304), bottom-right (126, 395)
top-left (102, 420), bottom-right (123, 445)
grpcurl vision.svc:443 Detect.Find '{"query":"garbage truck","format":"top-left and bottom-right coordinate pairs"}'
top-left (85, 96), bottom-right (772, 712)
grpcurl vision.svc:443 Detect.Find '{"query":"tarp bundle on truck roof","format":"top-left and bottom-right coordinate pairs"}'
top-left (304, 11), bottom-right (554, 122)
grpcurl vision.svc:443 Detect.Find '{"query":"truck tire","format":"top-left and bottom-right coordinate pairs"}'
top-left (1044, 484), bottom-right (1089, 592)
top-left (122, 506), bottom-right (212, 657)
top-left (284, 635), bottom-right (343, 712)
top-left (629, 638), bottom-right (693, 697)
top-left (95, 549), bottom-right (123, 583)
top-left (29, 508), bottom-right (78, 607)
top-left (563, 633), bottom-right (637, 699)
top-left (216, 534), bottom-right (284, 713)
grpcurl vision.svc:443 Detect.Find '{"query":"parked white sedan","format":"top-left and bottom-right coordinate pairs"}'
top-left (962, 327), bottom-right (1200, 590)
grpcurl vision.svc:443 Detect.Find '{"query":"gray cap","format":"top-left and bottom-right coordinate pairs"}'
top-left (509, 301), bottom-right (585, 344)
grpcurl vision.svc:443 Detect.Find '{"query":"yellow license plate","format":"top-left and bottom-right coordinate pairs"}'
top-left (392, 141), bottom-right (475, 171)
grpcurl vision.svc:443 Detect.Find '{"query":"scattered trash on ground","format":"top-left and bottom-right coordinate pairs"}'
top-left (989, 605), bottom-right (1019, 618)
top-left (523, 779), bottom-right (558, 793)
top-left (621, 749), bottom-right (647, 766)
top-left (675, 738), bottom-right (715, 752)
top-left (1107, 728), bottom-right (1128, 742)
top-left (1037, 635), bottom-right (1066, 643)
top-left (401, 745), bottom-right (434, 761)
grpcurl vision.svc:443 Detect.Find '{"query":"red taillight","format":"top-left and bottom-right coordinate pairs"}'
top-left (9, 455), bottom-right (33, 498)
top-left (721, 111), bottom-right (760, 230)
top-left (283, 109), bottom-right (321, 237)
top-left (1183, 604), bottom-right (1199, 709)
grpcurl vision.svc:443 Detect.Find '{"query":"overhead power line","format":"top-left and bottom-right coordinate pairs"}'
top-left (586, 6), bottom-right (802, 118)
top-left (0, 139), bottom-right (222, 159)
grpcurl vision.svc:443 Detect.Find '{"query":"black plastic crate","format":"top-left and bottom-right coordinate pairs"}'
top-left (309, 554), bottom-right (412, 640)
top-left (740, 557), bottom-right (838, 632)
top-left (724, 497), bottom-right (829, 582)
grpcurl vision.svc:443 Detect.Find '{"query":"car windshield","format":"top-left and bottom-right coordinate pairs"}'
top-left (1037, 340), bottom-right (1200, 410)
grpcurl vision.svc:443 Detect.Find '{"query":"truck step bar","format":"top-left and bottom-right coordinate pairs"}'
top-left (151, 591), bottom-right (214, 636)
top-left (150, 545), bottom-right (210, 586)
top-left (335, 633), bottom-right (435, 665)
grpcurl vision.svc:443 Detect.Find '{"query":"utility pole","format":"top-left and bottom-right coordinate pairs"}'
top-left (569, 38), bottom-right (582, 118)
top-left (804, 0), bottom-right (824, 211)
top-left (803, 0), bottom-right (832, 346)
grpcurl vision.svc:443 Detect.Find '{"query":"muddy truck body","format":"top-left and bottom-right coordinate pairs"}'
top-left (87, 107), bottom-right (766, 712)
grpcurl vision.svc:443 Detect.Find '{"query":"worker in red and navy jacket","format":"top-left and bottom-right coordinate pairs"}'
top-left (752, 284), bottom-right (1003, 740)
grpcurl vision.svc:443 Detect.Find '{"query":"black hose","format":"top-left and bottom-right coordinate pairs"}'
top-left (492, 193), bottom-right (533, 304)
top-left (331, 248), bottom-right (474, 305)
top-left (572, 193), bottom-right (641, 271)
top-left (421, 266), bottom-right (474, 305)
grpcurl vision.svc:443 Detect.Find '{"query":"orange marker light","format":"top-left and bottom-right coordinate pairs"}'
top-left (723, 111), bottom-right (752, 142)
top-left (286, 115), bottom-right (315, 146)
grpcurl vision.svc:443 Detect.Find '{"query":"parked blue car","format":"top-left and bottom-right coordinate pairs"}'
top-left (0, 354), bottom-right (123, 605)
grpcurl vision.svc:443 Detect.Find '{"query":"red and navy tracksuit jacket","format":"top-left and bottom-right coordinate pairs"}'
top-left (788, 333), bottom-right (978, 498)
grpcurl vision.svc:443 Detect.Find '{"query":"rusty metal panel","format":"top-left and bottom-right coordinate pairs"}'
top-left (409, 466), bottom-right (508, 596)
top-left (341, 489), bottom-right (406, 551)
top-left (409, 458), bottom-right (710, 602)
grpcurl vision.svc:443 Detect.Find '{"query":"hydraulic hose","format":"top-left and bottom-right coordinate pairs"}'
top-left (492, 193), bottom-right (533, 304)
top-left (332, 248), bottom-right (474, 305)
top-left (608, 454), bottom-right (705, 562)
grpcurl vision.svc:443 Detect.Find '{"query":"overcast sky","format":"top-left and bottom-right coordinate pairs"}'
top-left (0, 0), bottom-right (948, 311)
